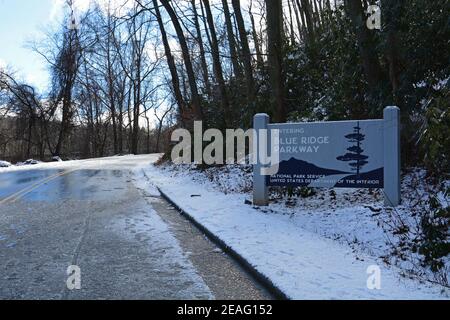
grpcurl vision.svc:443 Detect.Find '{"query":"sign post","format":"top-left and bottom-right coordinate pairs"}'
top-left (253, 107), bottom-right (401, 207)
top-left (253, 114), bottom-right (269, 206)
top-left (383, 106), bottom-right (401, 207)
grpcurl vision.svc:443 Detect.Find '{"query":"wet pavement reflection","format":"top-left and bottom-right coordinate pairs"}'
top-left (0, 169), bottom-right (127, 202)
top-left (0, 169), bottom-right (63, 200)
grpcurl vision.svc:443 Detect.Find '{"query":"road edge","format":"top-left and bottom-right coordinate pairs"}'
top-left (157, 187), bottom-right (291, 301)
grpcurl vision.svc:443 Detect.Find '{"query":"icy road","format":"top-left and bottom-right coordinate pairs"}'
top-left (0, 155), bottom-right (271, 300)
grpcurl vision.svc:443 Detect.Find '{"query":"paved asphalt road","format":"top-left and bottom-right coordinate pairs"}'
top-left (0, 155), bottom-right (272, 300)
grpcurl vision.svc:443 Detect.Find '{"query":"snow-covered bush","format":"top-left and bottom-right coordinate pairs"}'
top-left (157, 162), bottom-right (253, 195)
top-left (0, 160), bottom-right (11, 168)
top-left (418, 186), bottom-right (449, 274)
top-left (16, 159), bottom-right (41, 166)
top-left (379, 171), bottom-right (449, 287)
top-left (25, 159), bottom-right (40, 165)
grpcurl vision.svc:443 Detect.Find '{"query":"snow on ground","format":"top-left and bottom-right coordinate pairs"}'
top-left (135, 162), bottom-right (449, 299)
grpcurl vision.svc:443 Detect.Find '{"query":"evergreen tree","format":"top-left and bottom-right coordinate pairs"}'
top-left (337, 122), bottom-right (369, 175)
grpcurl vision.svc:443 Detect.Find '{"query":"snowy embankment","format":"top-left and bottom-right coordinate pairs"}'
top-left (135, 163), bottom-right (449, 300)
top-left (0, 159), bottom-right (72, 173)
top-left (0, 155), bottom-right (138, 173)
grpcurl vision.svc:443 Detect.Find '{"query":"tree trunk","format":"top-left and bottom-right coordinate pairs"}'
top-left (202, 0), bottom-right (232, 127)
top-left (249, 1), bottom-right (264, 68)
top-left (106, 33), bottom-right (118, 155)
top-left (292, 0), bottom-right (305, 41)
top-left (345, 0), bottom-right (383, 89)
top-left (191, 0), bottom-right (212, 95)
top-left (313, 0), bottom-right (321, 27)
top-left (287, 0), bottom-right (297, 44)
top-left (266, 0), bottom-right (286, 122)
top-left (160, 0), bottom-right (204, 123)
top-left (382, 0), bottom-right (404, 102)
top-left (221, 0), bottom-right (242, 78)
top-left (298, 0), bottom-right (316, 45)
top-left (153, 0), bottom-right (187, 125)
top-left (232, 0), bottom-right (256, 102)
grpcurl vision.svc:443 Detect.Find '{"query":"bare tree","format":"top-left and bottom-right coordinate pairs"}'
top-left (50, 17), bottom-right (83, 156)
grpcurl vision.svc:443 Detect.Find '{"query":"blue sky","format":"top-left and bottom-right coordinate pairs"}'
top-left (0, 0), bottom-right (65, 91)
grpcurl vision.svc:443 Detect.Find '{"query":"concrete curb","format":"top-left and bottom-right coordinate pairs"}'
top-left (157, 187), bottom-right (291, 301)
